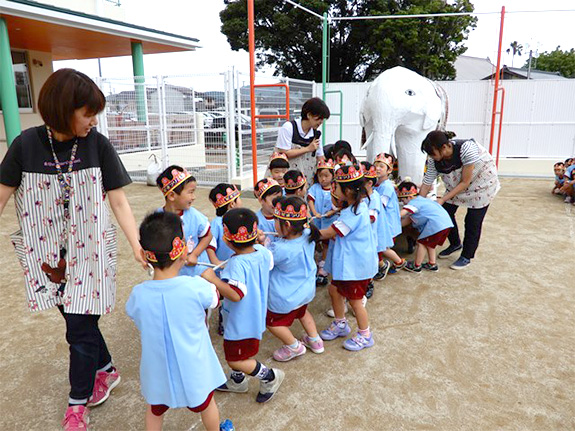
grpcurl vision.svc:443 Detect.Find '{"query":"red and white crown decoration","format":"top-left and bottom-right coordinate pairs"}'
top-left (334, 165), bottom-right (364, 183)
top-left (398, 185), bottom-right (419, 198)
top-left (212, 185), bottom-right (241, 209)
top-left (362, 164), bottom-right (377, 179)
top-left (317, 159), bottom-right (335, 170)
top-left (274, 201), bottom-right (308, 221)
top-left (223, 221), bottom-right (258, 243)
top-left (254, 178), bottom-right (280, 199)
top-left (374, 153), bottom-right (393, 170)
top-left (144, 236), bottom-right (186, 263)
top-left (270, 152), bottom-right (289, 163)
top-left (160, 168), bottom-right (193, 196)
top-left (284, 174), bottom-right (307, 190)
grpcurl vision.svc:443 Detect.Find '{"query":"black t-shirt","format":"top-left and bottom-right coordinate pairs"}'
top-left (0, 126), bottom-right (131, 191)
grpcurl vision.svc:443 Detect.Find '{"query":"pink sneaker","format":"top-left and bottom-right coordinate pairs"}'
top-left (301, 335), bottom-right (324, 354)
top-left (273, 341), bottom-right (306, 362)
top-left (62, 405), bottom-right (89, 430)
top-left (87, 368), bottom-right (121, 407)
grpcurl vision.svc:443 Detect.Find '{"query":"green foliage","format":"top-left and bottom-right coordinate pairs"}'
top-left (506, 41), bottom-right (523, 67)
top-left (524, 47), bottom-right (575, 78)
top-left (220, 0), bottom-right (477, 81)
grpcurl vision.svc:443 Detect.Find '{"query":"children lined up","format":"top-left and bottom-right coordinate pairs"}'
top-left (553, 159), bottom-right (575, 204)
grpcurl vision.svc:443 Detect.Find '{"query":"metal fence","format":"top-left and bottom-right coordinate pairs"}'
top-left (96, 72), bottom-right (315, 186)
top-left (316, 79), bottom-right (575, 159)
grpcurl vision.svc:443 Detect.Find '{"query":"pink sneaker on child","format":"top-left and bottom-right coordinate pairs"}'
top-left (62, 405), bottom-right (89, 431)
top-left (87, 368), bottom-right (121, 407)
top-left (301, 335), bottom-right (324, 354)
top-left (273, 341), bottom-right (306, 362)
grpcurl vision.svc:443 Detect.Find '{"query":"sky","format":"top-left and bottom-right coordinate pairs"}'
top-left (55, 0), bottom-right (575, 81)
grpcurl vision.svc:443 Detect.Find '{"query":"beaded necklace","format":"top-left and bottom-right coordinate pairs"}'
top-left (46, 126), bottom-right (78, 218)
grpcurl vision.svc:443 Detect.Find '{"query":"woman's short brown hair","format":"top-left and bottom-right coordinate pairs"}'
top-left (38, 68), bottom-right (106, 134)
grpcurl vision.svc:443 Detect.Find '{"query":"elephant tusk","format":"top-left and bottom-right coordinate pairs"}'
top-left (360, 132), bottom-right (374, 150)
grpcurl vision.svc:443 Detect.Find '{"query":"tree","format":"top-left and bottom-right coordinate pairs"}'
top-left (524, 46), bottom-right (575, 78)
top-left (506, 41), bottom-right (523, 67)
top-left (220, 0), bottom-right (477, 82)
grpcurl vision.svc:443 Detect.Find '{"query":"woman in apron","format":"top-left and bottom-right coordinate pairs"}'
top-left (0, 69), bottom-right (145, 430)
top-left (419, 131), bottom-right (500, 270)
top-left (274, 97), bottom-right (330, 182)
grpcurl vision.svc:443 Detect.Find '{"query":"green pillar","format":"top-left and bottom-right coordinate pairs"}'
top-left (321, 12), bottom-right (328, 147)
top-left (131, 41), bottom-right (147, 122)
top-left (0, 17), bottom-right (22, 147)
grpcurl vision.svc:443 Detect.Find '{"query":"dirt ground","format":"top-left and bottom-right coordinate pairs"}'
top-left (0, 177), bottom-right (573, 431)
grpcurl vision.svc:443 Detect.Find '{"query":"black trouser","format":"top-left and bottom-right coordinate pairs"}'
top-left (58, 306), bottom-right (112, 400)
top-left (442, 202), bottom-right (490, 260)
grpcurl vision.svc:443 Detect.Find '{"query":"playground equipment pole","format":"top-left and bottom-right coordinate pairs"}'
top-left (321, 12), bottom-right (328, 147)
top-left (248, 0), bottom-right (258, 186)
top-left (489, 6), bottom-right (505, 156)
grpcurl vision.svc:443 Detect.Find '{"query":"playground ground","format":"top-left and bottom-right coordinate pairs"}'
top-left (0, 177), bottom-right (573, 431)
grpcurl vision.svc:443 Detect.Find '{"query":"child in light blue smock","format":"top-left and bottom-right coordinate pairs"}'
top-left (318, 164), bottom-right (378, 352)
top-left (398, 181), bottom-right (454, 273)
top-left (254, 178), bottom-right (283, 245)
top-left (213, 208), bottom-right (285, 404)
top-left (266, 196), bottom-right (324, 362)
top-left (156, 165), bottom-right (212, 278)
top-left (207, 183), bottom-right (243, 267)
top-left (125, 211), bottom-right (234, 431)
top-left (307, 160), bottom-right (338, 285)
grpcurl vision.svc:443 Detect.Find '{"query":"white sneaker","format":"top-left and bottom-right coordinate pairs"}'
top-left (325, 302), bottom-right (348, 318)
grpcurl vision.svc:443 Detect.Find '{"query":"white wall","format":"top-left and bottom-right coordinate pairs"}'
top-left (318, 79), bottom-right (575, 160)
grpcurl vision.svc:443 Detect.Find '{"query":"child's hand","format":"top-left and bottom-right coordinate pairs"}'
top-left (186, 254), bottom-right (198, 266)
top-left (313, 213), bottom-right (323, 219)
top-left (257, 229), bottom-right (266, 244)
top-left (201, 268), bottom-right (218, 284)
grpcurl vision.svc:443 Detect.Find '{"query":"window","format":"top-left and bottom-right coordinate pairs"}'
top-left (0, 51), bottom-right (33, 112)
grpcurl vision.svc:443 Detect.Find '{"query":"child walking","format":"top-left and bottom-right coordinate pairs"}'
top-left (283, 169), bottom-right (308, 198)
top-left (373, 153), bottom-right (406, 273)
top-left (308, 160), bottom-right (338, 285)
top-left (398, 181), bottom-right (453, 272)
top-left (207, 183), bottom-right (242, 266)
top-left (267, 196), bottom-right (324, 361)
top-left (319, 165), bottom-right (378, 351)
top-left (156, 166), bottom-right (212, 276)
top-left (214, 208), bottom-right (285, 403)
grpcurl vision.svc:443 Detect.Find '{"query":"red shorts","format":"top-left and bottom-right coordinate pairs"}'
top-left (150, 390), bottom-right (214, 416)
top-left (266, 304), bottom-right (307, 327)
top-left (223, 338), bottom-right (260, 362)
top-left (332, 279), bottom-right (370, 300)
top-left (418, 228), bottom-right (451, 248)
top-left (378, 251), bottom-right (385, 261)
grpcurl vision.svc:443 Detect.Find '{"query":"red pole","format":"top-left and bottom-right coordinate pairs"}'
top-left (248, 0), bottom-right (258, 186)
top-left (489, 5), bottom-right (505, 155)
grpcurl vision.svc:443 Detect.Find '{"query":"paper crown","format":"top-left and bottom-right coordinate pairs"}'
top-left (270, 152), bottom-right (288, 163)
top-left (144, 236), bottom-right (186, 263)
top-left (254, 178), bottom-right (280, 199)
top-left (223, 221), bottom-right (258, 243)
top-left (374, 153), bottom-right (393, 170)
top-left (398, 185), bottom-right (419, 198)
top-left (160, 169), bottom-right (193, 196)
top-left (362, 164), bottom-right (377, 179)
top-left (334, 165), bottom-right (364, 183)
top-left (284, 174), bottom-right (307, 190)
top-left (212, 185), bottom-right (241, 209)
top-left (274, 201), bottom-right (308, 221)
top-left (317, 159), bottom-right (335, 170)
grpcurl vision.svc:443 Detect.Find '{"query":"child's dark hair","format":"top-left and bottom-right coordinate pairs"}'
top-left (421, 130), bottom-right (456, 155)
top-left (554, 162), bottom-right (565, 168)
top-left (284, 169), bottom-right (306, 195)
top-left (139, 211), bottom-right (184, 270)
top-left (397, 180), bottom-right (418, 196)
top-left (272, 196), bottom-right (321, 243)
top-left (301, 97), bottom-right (331, 120)
top-left (313, 165), bottom-right (334, 184)
top-left (336, 165), bottom-right (368, 214)
top-left (255, 178), bottom-right (283, 200)
top-left (209, 183), bottom-right (237, 217)
top-left (222, 208), bottom-right (258, 249)
top-left (156, 165), bottom-right (196, 195)
top-left (360, 161), bottom-right (377, 187)
top-left (269, 158), bottom-right (290, 170)
top-left (334, 148), bottom-right (357, 164)
top-left (565, 158), bottom-right (573, 165)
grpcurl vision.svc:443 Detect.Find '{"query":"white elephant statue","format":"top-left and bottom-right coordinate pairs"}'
top-left (360, 66), bottom-right (448, 185)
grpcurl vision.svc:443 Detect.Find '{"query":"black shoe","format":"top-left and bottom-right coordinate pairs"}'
top-left (365, 281), bottom-right (374, 299)
top-left (403, 261), bottom-right (422, 273)
top-left (422, 262), bottom-right (439, 272)
top-left (438, 244), bottom-right (462, 259)
top-left (316, 275), bottom-right (328, 286)
top-left (373, 261), bottom-right (390, 281)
